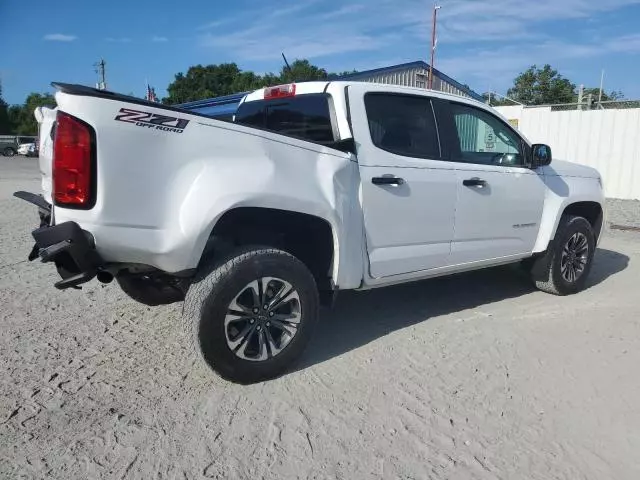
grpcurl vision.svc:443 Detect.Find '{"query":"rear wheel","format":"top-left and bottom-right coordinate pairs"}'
top-left (183, 247), bottom-right (319, 384)
top-left (532, 215), bottom-right (596, 295)
top-left (3, 147), bottom-right (16, 157)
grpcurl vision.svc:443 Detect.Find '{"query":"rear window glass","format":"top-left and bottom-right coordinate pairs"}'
top-left (235, 94), bottom-right (335, 145)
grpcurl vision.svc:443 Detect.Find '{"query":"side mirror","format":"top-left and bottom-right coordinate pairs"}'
top-left (532, 144), bottom-right (552, 168)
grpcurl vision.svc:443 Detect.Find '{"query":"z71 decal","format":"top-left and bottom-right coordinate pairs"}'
top-left (114, 108), bottom-right (189, 133)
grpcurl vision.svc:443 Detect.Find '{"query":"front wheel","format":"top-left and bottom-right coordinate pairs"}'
top-left (183, 247), bottom-right (319, 384)
top-left (3, 147), bottom-right (16, 157)
top-left (532, 215), bottom-right (596, 295)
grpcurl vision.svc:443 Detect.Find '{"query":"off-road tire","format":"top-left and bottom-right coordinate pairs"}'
top-left (531, 215), bottom-right (596, 295)
top-left (183, 247), bottom-right (319, 384)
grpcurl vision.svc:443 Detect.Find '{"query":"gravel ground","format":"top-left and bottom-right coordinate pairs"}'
top-left (1, 157), bottom-right (640, 480)
top-left (606, 198), bottom-right (640, 229)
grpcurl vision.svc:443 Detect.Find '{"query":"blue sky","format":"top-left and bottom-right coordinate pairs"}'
top-left (2, 0), bottom-right (640, 104)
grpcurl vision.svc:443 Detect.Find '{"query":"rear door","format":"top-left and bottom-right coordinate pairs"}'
top-left (348, 84), bottom-right (457, 278)
top-left (436, 100), bottom-right (546, 264)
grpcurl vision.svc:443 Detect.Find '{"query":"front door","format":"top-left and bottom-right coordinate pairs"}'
top-left (348, 85), bottom-right (457, 278)
top-left (436, 100), bottom-right (546, 265)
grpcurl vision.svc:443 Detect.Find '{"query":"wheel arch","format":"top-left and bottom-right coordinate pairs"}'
top-left (562, 201), bottom-right (604, 239)
top-left (534, 199), bottom-right (604, 253)
top-left (195, 206), bottom-right (340, 293)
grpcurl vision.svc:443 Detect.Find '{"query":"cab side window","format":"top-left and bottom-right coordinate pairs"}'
top-left (447, 102), bottom-right (525, 167)
top-left (235, 94), bottom-right (336, 145)
top-left (364, 93), bottom-right (440, 159)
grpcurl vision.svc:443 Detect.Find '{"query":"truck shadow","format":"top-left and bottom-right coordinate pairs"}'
top-left (296, 248), bottom-right (629, 372)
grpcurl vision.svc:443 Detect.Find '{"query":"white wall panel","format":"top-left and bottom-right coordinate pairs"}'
top-left (496, 106), bottom-right (640, 199)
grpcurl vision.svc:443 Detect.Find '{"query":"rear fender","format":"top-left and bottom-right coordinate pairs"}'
top-left (176, 145), bottom-right (365, 290)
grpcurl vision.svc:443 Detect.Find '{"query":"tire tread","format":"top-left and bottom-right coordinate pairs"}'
top-left (533, 215), bottom-right (595, 295)
top-left (182, 246), bottom-right (317, 383)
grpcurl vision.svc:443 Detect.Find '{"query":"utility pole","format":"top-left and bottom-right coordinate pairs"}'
top-left (428, 4), bottom-right (441, 90)
top-left (94, 59), bottom-right (107, 90)
top-left (577, 84), bottom-right (584, 110)
top-left (597, 69), bottom-right (605, 107)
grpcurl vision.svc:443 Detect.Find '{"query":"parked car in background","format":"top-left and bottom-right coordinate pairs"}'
top-left (0, 135), bottom-right (37, 157)
top-left (17, 142), bottom-right (38, 157)
top-left (0, 135), bottom-right (19, 157)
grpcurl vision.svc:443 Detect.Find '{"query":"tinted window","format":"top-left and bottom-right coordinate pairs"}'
top-left (448, 103), bottom-right (524, 166)
top-left (235, 94), bottom-right (335, 144)
top-left (233, 100), bottom-right (263, 126)
top-left (364, 93), bottom-right (440, 159)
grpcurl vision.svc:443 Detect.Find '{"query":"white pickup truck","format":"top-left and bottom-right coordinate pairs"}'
top-left (16, 81), bottom-right (605, 383)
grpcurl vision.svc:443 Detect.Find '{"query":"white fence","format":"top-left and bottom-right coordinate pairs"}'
top-left (495, 105), bottom-right (640, 200)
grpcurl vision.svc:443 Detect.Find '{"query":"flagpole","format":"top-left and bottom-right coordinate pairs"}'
top-left (428, 4), bottom-right (441, 90)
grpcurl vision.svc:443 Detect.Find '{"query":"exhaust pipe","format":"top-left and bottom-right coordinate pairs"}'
top-left (96, 271), bottom-right (114, 284)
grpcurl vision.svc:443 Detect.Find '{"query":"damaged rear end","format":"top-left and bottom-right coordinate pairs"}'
top-left (15, 95), bottom-right (105, 289)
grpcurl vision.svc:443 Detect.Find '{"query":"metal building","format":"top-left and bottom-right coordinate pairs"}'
top-left (335, 61), bottom-right (483, 101)
top-left (179, 60), bottom-right (482, 118)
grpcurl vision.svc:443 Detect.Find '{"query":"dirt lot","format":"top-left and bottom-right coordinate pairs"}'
top-left (1, 157), bottom-right (639, 480)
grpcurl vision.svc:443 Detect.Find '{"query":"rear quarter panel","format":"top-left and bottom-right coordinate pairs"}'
top-left (52, 92), bottom-right (365, 289)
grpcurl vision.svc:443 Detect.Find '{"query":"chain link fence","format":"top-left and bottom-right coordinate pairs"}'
top-left (487, 94), bottom-right (640, 111)
top-left (597, 100), bottom-right (640, 110)
top-left (547, 100), bottom-right (640, 111)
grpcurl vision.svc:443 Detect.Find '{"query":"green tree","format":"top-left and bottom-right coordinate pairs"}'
top-left (7, 105), bottom-right (21, 132)
top-left (164, 63), bottom-right (266, 104)
top-left (260, 72), bottom-right (282, 88)
top-left (9, 93), bottom-right (56, 135)
top-left (163, 59), bottom-right (350, 105)
top-left (507, 65), bottom-right (576, 105)
top-left (0, 81), bottom-right (12, 133)
top-left (280, 59), bottom-right (328, 82)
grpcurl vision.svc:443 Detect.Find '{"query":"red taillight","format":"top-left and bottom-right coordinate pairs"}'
top-left (53, 111), bottom-right (95, 208)
top-left (264, 83), bottom-right (296, 99)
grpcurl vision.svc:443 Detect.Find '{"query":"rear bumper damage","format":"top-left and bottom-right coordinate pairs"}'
top-left (14, 191), bottom-right (104, 289)
top-left (32, 221), bottom-right (104, 289)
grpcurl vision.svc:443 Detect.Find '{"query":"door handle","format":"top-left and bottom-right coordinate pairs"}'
top-left (372, 176), bottom-right (404, 186)
top-left (463, 177), bottom-right (487, 188)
